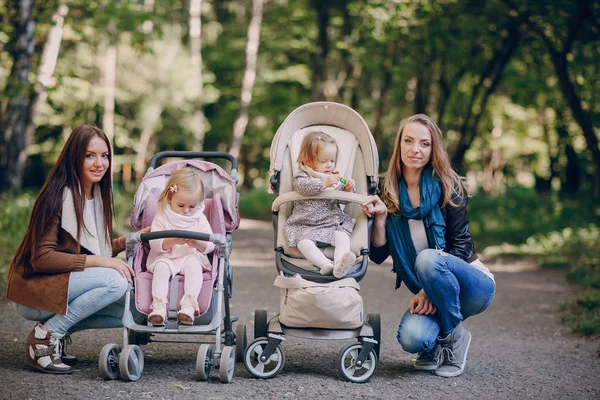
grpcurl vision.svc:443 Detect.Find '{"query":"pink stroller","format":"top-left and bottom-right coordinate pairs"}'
top-left (98, 151), bottom-right (246, 383)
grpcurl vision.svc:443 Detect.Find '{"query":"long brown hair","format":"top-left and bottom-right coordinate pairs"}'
top-left (12, 125), bottom-right (114, 277)
top-left (381, 114), bottom-right (465, 214)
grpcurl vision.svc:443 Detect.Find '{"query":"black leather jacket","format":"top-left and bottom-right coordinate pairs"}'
top-left (369, 190), bottom-right (477, 289)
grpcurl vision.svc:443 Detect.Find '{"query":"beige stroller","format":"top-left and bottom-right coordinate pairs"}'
top-left (243, 102), bottom-right (381, 383)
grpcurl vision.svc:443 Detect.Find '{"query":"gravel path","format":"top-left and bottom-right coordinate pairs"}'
top-left (1, 219), bottom-right (598, 399)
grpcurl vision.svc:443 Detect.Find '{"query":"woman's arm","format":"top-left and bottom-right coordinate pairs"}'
top-left (362, 195), bottom-right (390, 264)
top-left (32, 215), bottom-right (87, 274)
top-left (443, 191), bottom-right (477, 262)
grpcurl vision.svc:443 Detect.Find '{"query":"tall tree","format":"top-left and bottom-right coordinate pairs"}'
top-left (189, 0), bottom-right (206, 151)
top-left (230, 0), bottom-right (263, 159)
top-left (24, 1), bottom-right (68, 155)
top-left (0, 0), bottom-right (37, 191)
top-left (503, 0), bottom-right (600, 196)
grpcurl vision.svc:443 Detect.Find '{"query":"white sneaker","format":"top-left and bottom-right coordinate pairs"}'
top-left (333, 252), bottom-right (356, 278)
top-left (320, 263), bottom-right (334, 275)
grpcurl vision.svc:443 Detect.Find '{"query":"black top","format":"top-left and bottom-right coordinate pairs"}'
top-left (369, 190), bottom-right (477, 289)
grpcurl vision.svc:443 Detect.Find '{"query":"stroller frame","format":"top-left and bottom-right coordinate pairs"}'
top-left (243, 102), bottom-right (381, 383)
top-left (98, 151), bottom-right (246, 383)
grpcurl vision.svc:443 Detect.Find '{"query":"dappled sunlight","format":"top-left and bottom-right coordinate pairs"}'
top-left (486, 258), bottom-right (540, 273)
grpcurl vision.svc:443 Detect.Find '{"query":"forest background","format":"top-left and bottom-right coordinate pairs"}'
top-left (0, 0), bottom-right (599, 338)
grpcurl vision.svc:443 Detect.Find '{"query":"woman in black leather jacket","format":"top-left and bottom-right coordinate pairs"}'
top-left (362, 114), bottom-right (496, 378)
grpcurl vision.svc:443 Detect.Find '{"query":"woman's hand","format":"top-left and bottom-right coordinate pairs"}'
top-left (361, 195), bottom-right (387, 217)
top-left (137, 226), bottom-right (151, 234)
top-left (87, 255), bottom-right (134, 282)
top-left (409, 290), bottom-right (437, 315)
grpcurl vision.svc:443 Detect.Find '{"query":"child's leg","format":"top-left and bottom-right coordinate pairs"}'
top-left (149, 262), bottom-right (171, 326)
top-left (177, 259), bottom-right (204, 325)
top-left (297, 239), bottom-right (334, 275)
top-left (151, 262), bottom-right (171, 298)
top-left (333, 231), bottom-right (356, 278)
top-left (182, 260), bottom-right (204, 299)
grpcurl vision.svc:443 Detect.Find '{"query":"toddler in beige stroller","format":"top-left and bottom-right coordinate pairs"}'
top-left (243, 102), bottom-right (381, 383)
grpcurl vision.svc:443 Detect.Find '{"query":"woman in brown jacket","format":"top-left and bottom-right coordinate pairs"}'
top-left (7, 125), bottom-right (144, 374)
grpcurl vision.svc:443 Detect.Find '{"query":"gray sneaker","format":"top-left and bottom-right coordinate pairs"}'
top-left (435, 323), bottom-right (471, 377)
top-left (414, 344), bottom-right (441, 371)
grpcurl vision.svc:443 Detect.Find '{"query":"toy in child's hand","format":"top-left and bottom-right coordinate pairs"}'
top-left (333, 177), bottom-right (348, 190)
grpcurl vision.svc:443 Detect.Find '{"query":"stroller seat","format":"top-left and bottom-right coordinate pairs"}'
top-left (133, 195), bottom-right (224, 322)
top-left (269, 103), bottom-right (379, 282)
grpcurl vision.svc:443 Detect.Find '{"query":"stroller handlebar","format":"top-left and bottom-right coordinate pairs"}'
top-left (149, 151), bottom-right (238, 172)
top-left (125, 231), bottom-right (228, 259)
top-left (138, 230), bottom-right (226, 245)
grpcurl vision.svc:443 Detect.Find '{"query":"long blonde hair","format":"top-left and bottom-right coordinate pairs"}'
top-left (158, 168), bottom-right (205, 210)
top-left (297, 130), bottom-right (338, 171)
top-left (381, 114), bottom-right (466, 213)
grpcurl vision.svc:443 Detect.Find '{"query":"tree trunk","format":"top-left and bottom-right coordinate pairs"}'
top-left (551, 53), bottom-right (600, 197)
top-left (135, 103), bottom-right (163, 182)
top-left (24, 1), bottom-right (68, 158)
top-left (556, 109), bottom-right (581, 193)
top-left (451, 23), bottom-right (520, 172)
top-left (310, 0), bottom-right (331, 101)
top-left (102, 17), bottom-right (117, 145)
top-left (373, 41), bottom-right (395, 149)
top-left (230, 0), bottom-right (263, 159)
top-left (0, 0), bottom-right (36, 191)
top-left (190, 0), bottom-right (206, 152)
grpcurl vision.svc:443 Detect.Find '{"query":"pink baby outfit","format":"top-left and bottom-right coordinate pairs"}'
top-left (147, 203), bottom-right (216, 276)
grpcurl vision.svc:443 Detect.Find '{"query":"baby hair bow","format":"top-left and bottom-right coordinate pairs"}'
top-left (169, 184), bottom-right (178, 193)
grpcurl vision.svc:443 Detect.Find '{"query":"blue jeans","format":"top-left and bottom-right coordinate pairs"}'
top-left (13, 267), bottom-right (143, 335)
top-left (397, 249), bottom-right (496, 354)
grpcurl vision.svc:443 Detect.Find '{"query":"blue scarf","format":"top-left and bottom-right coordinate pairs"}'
top-left (386, 165), bottom-right (446, 294)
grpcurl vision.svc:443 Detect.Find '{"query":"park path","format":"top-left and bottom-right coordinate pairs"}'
top-left (0, 219), bottom-right (598, 399)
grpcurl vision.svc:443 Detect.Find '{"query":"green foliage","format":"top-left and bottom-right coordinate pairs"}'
top-left (480, 192), bottom-right (600, 337)
top-left (469, 186), bottom-right (600, 251)
top-left (238, 187), bottom-right (272, 222)
top-left (0, 191), bottom-right (36, 295)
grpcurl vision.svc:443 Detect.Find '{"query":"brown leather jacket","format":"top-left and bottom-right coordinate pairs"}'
top-left (6, 212), bottom-right (122, 315)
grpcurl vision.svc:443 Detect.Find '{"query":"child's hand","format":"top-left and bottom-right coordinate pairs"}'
top-left (343, 178), bottom-right (355, 192)
top-left (187, 239), bottom-right (208, 252)
top-left (324, 173), bottom-right (340, 188)
top-left (162, 237), bottom-right (188, 250)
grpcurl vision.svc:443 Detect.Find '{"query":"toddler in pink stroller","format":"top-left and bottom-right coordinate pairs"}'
top-left (98, 151), bottom-right (247, 383)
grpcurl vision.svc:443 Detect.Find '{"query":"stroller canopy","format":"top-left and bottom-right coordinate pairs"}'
top-left (269, 102), bottom-right (379, 182)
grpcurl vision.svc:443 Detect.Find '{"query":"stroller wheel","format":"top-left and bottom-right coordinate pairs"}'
top-left (196, 344), bottom-right (212, 381)
top-left (219, 346), bottom-right (235, 383)
top-left (254, 309), bottom-right (268, 339)
top-left (98, 343), bottom-right (121, 380)
top-left (235, 324), bottom-right (247, 362)
top-left (244, 338), bottom-right (285, 379)
top-left (338, 342), bottom-right (377, 383)
top-left (366, 313), bottom-right (381, 360)
top-left (119, 345), bottom-right (145, 381)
